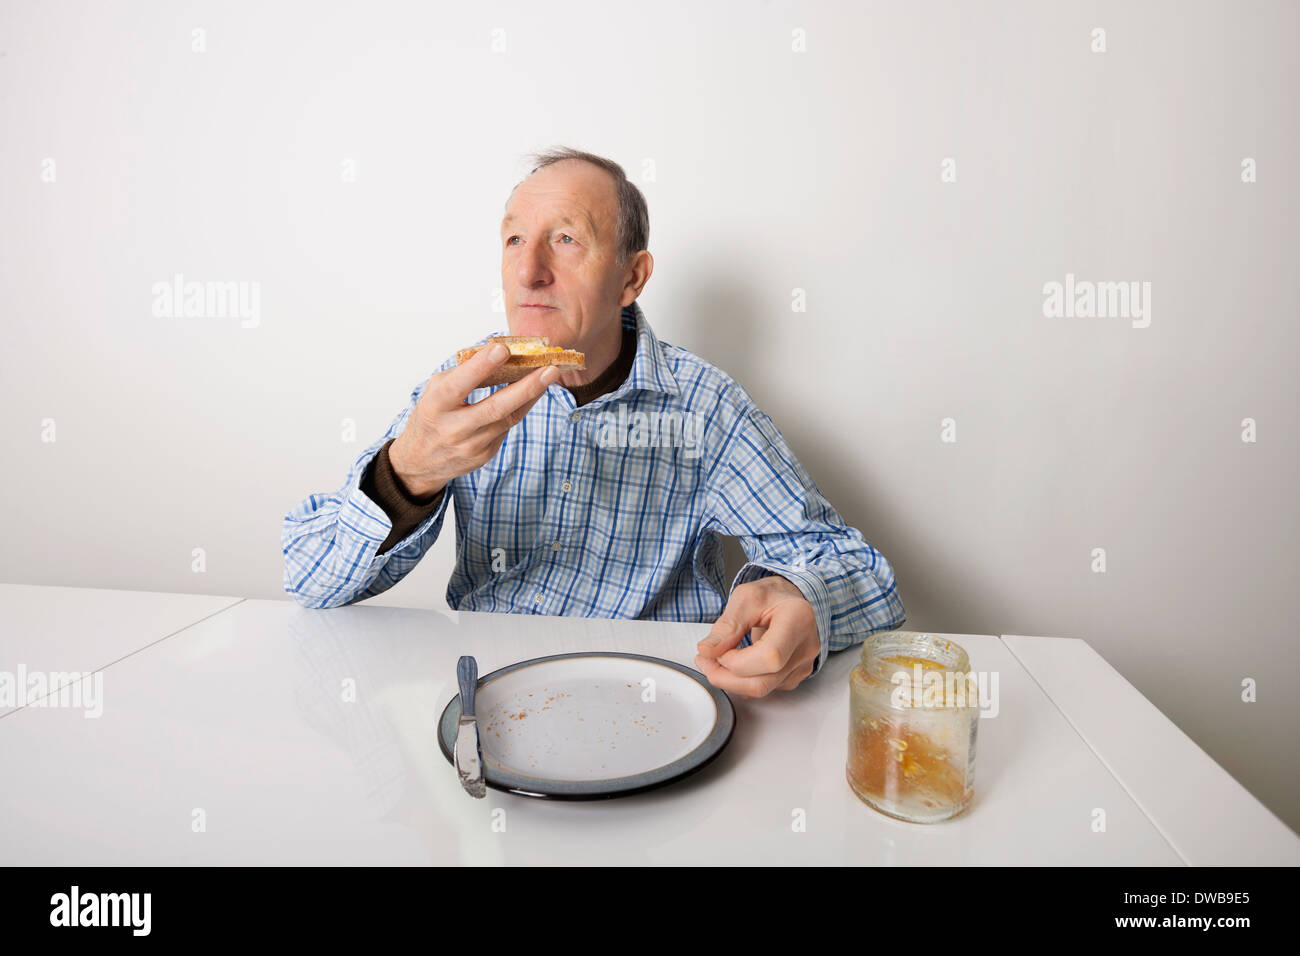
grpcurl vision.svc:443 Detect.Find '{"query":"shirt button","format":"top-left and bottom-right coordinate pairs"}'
top-left (551, 541), bottom-right (561, 551)
top-left (533, 594), bottom-right (543, 604)
top-left (570, 412), bottom-right (581, 423)
top-left (560, 480), bottom-right (572, 493)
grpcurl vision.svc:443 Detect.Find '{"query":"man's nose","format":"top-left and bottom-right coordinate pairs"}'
top-left (513, 242), bottom-right (552, 285)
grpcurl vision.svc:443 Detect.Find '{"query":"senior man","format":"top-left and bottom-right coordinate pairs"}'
top-left (281, 146), bottom-right (906, 698)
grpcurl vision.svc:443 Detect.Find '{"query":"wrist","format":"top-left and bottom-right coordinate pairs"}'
top-left (388, 435), bottom-right (444, 499)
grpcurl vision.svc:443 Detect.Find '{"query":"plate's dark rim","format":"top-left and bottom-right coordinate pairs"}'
top-left (438, 651), bottom-right (736, 800)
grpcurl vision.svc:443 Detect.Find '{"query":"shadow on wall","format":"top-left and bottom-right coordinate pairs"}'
top-left (678, 269), bottom-right (1013, 640)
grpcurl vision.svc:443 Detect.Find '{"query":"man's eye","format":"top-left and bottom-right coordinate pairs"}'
top-left (505, 234), bottom-right (574, 245)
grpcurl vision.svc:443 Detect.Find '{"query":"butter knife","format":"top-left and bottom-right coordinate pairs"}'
top-left (453, 655), bottom-right (487, 798)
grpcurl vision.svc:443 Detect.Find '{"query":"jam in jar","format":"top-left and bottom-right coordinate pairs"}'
top-left (847, 631), bottom-right (978, 823)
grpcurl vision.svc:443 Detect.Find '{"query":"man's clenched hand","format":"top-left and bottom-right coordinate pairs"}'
top-left (695, 574), bottom-right (820, 698)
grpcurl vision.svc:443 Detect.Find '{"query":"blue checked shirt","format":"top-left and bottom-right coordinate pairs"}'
top-left (281, 303), bottom-right (906, 676)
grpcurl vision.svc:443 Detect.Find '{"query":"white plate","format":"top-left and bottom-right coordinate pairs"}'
top-left (438, 652), bottom-right (735, 798)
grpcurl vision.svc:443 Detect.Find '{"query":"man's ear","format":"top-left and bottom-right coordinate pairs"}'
top-left (620, 250), bottom-right (654, 306)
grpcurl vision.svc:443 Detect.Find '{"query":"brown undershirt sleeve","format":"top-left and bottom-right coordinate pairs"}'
top-left (361, 438), bottom-right (445, 554)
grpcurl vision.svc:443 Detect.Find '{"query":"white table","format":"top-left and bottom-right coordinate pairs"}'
top-left (0, 584), bottom-right (243, 718)
top-left (0, 585), bottom-right (1294, 865)
top-left (1002, 635), bottom-right (1299, 866)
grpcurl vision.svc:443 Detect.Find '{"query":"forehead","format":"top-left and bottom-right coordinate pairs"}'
top-left (501, 160), bottom-right (616, 233)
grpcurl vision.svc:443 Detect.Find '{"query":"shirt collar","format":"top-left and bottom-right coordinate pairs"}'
top-left (608, 301), bottom-right (680, 400)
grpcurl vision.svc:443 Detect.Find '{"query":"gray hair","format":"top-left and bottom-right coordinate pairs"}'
top-left (513, 146), bottom-right (649, 269)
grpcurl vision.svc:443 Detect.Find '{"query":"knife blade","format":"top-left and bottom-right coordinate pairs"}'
top-left (453, 655), bottom-right (487, 798)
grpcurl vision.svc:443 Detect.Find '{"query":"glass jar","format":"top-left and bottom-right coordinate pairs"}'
top-left (846, 631), bottom-right (979, 823)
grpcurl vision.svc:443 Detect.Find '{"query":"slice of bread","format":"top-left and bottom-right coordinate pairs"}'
top-left (456, 335), bottom-right (586, 386)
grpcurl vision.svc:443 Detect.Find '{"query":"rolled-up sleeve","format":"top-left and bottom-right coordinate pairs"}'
top-left (703, 406), bottom-right (906, 677)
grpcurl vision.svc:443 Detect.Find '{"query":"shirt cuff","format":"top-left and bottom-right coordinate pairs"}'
top-left (728, 561), bottom-right (833, 678)
top-left (340, 448), bottom-right (449, 558)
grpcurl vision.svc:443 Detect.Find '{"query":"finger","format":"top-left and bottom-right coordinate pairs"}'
top-left (693, 653), bottom-right (783, 699)
top-left (719, 621), bottom-right (768, 662)
top-left (716, 617), bottom-right (799, 677)
top-left (776, 659), bottom-right (816, 691)
top-left (463, 364), bottom-right (559, 432)
top-left (697, 585), bottom-right (770, 659)
top-left (431, 343), bottom-right (513, 407)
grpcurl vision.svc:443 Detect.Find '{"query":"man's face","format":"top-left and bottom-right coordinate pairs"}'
top-left (500, 159), bottom-right (628, 349)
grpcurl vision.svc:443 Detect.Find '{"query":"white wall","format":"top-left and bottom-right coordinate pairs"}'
top-left (2, 0), bottom-right (1296, 831)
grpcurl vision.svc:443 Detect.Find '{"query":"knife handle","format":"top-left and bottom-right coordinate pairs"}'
top-left (457, 655), bottom-right (478, 718)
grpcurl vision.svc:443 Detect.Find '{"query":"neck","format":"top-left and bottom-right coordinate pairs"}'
top-left (558, 310), bottom-right (624, 389)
